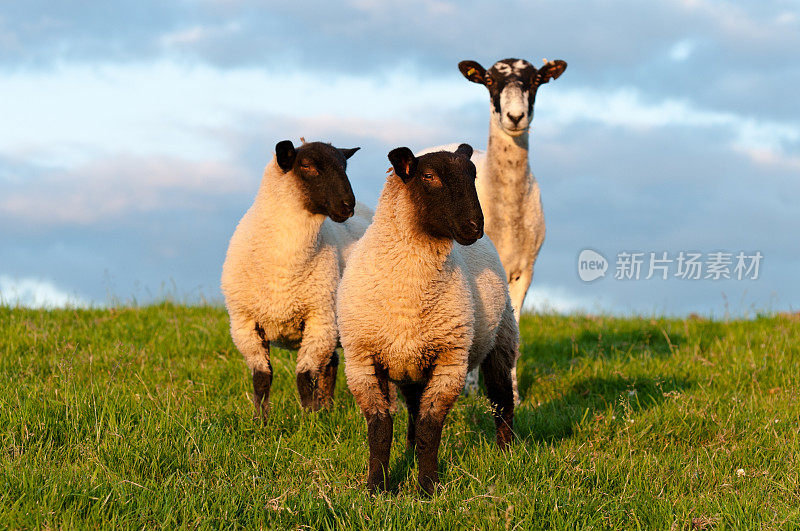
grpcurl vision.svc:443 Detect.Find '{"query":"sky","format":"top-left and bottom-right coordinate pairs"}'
top-left (0, 0), bottom-right (798, 316)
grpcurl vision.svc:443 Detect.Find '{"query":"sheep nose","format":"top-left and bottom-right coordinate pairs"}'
top-left (463, 220), bottom-right (482, 237)
top-left (506, 112), bottom-right (524, 125)
top-left (341, 198), bottom-right (355, 216)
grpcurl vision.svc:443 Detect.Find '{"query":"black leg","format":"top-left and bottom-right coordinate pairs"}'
top-left (366, 409), bottom-right (393, 493)
top-left (415, 413), bottom-right (444, 495)
top-left (296, 371), bottom-right (318, 411)
top-left (252, 364), bottom-right (272, 422)
top-left (481, 352), bottom-right (515, 449)
top-left (399, 383), bottom-right (423, 449)
top-left (252, 325), bottom-right (273, 423)
top-left (316, 351), bottom-right (339, 408)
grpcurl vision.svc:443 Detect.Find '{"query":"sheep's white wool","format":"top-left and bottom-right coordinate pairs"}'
top-left (336, 173), bottom-right (517, 399)
top-left (221, 158), bottom-right (372, 380)
top-left (494, 62), bottom-right (512, 75)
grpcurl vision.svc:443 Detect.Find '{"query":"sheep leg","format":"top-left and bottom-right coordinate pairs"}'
top-left (507, 271), bottom-right (532, 405)
top-left (295, 371), bottom-right (315, 410)
top-left (315, 350), bottom-right (339, 408)
top-left (387, 382), bottom-right (399, 415)
top-left (415, 357), bottom-right (467, 495)
top-left (480, 318), bottom-right (517, 449)
top-left (252, 364), bottom-right (272, 422)
top-left (398, 383), bottom-right (424, 449)
top-left (229, 315), bottom-right (273, 422)
top-left (366, 404), bottom-right (393, 493)
top-left (295, 314), bottom-right (339, 412)
top-left (251, 324), bottom-right (273, 422)
top-left (346, 359), bottom-right (394, 492)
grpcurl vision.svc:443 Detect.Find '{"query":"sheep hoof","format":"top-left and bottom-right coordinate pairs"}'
top-left (496, 429), bottom-right (513, 450)
top-left (296, 371), bottom-right (317, 410)
top-left (418, 474), bottom-right (439, 496)
top-left (316, 354), bottom-right (339, 408)
top-left (367, 473), bottom-right (389, 493)
top-left (296, 371), bottom-right (330, 412)
top-left (253, 408), bottom-right (269, 424)
top-left (252, 369), bottom-right (272, 423)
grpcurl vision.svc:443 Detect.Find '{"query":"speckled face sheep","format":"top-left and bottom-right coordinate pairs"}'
top-left (221, 140), bottom-right (372, 421)
top-left (336, 144), bottom-right (518, 495)
top-left (419, 57), bottom-right (567, 400)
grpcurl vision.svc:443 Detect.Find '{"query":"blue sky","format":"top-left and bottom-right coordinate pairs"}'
top-left (1, 0), bottom-right (798, 315)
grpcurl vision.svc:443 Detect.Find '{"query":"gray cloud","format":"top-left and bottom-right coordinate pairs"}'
top-left (0, 155), bottom-right (252, 229)
top-left (3, 0), bottom-right (798, 118)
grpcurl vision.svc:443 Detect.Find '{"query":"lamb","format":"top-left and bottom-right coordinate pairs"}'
top-left (421, 57), bottom-right (567, 399)
top-left (336, 144), bottom-right (518, 494)
top-left (221, 139), bottom-right (371, 420)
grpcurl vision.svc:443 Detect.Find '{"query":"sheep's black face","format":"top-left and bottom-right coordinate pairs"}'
top-left (458, 57), bottom-right (567, 136)
top-left (388, 144), bottom-right (484, 246)
top-left (275, 140), bottom-right (360, 223)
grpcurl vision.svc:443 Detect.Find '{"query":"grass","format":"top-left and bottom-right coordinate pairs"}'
top-left (1, 303), bottom-right (799, 529)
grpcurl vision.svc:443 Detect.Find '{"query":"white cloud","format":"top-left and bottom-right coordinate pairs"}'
top-left (159, 21), bottom-right (242, 47)
top-left (523, 285), bottom-right (599, 315)
top-left (669, 38), bottom-right (696, 61)
top-left (541, 87), bottom-right (800, 159)
top-left (0, 60), bottom-right (478, 168)
top-left (2, 58), bottom-right (796, 175)
top-left (0, 155), bottom-right (251, 225)
top-left (0, 275), bottom-right (89, 308)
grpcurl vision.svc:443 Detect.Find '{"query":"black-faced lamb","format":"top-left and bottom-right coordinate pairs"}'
top-left (336, 144), bottom-right (518, 494)
top-left (221, 139), bottom-right (371, 420)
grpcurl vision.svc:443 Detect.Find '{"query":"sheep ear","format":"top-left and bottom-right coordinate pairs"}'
top-left (339, 147), bottom-right (360, 160)
top-left (388, 147), bottom-right (417, 183)
top-left (537, 59), bottom-right (567, 84)
top-left (275, 140), bottom-right (296, 172)
top-left (458, 60), bottom-right (486, 85)
top-left (455, 143), bottom-right (473, 159)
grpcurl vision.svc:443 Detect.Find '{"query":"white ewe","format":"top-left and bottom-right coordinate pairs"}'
top-left (221, 139), bottom-right (371, 420)
top-left (337, 144), bottom-right (517, 494)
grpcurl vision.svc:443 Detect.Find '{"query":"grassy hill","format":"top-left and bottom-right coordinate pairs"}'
top-left (1, 304), bottom-right (798, 528)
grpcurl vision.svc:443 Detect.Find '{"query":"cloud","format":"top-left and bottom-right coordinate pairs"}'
top-left (0, 60), bottom-right (480, 167)
top-left (159, 21), bottom-right (242, 47)
top-left (523, 285), bottom-right (598, 314)
top-left (541, 87), bottom-right (800, 159)
top-left (668, 38), bottom-right (696, 62)
top-left (0, 155), bottom-right (252, 227)
top-left (0, 275), bottom-right (89, 308)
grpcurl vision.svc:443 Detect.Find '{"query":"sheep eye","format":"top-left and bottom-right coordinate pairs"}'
top-left (422, 173), bottom-right (435, 181)
top-left (485, 77), bottom-right (494, 86)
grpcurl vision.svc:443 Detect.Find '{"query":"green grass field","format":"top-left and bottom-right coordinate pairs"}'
top-left (1, 304), bottom-right (798, 529)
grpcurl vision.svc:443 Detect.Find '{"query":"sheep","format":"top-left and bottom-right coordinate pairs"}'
top-left (221, 139), bottom-right (370, 421)
top-left (336, 144), bottom-right (518, 494)
top-left (421, 57), bottom-right (567, 400)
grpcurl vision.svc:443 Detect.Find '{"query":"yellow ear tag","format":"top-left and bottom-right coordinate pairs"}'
top-left (467, 67), bottom-right (477, 77)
